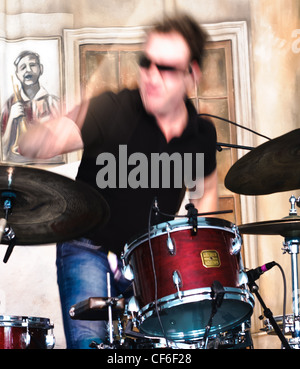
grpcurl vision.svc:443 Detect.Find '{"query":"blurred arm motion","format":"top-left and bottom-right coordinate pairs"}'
top-left (18, 101), bottom-right (89, 159)
top-left (190, 169), bottom-right (218, 214)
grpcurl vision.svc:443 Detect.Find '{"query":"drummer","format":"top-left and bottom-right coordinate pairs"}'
top-left (19, 13), bottom-right (218, 349)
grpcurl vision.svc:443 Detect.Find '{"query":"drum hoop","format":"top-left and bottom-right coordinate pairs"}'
top-left (137, 287), bottom-right (254, 321)
top-left (0, 315), bottom-right (53, 329)
top-left (123, 217), bottom-right (235, 263)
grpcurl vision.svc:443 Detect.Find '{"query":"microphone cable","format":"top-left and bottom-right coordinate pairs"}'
top-left (147, 197), bottom-right (169, 347)
top-left (198, 113), bottom-right (271, 141)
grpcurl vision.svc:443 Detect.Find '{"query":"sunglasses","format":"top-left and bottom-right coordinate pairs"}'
top-left (138, 54), bottom-right (192, 74)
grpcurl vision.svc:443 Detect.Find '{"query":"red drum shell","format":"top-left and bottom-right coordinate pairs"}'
top-left (124, 218), bottom-right (254, 340)
top-left (127, 221), bottom-right (239, 308)
top-left (0, 316), bottom-right (54, 349)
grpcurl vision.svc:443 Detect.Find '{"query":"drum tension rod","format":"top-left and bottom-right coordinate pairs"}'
top-left (0, 191), bottom-right (17, 263)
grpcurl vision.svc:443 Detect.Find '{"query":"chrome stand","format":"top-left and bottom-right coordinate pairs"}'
top-left (282, 196), bottom-right (300, 348)
top-left (283, 237), bottom-right (300, 348)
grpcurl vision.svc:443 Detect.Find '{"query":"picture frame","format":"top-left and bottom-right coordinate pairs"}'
top-left (0, 36), bottom-right (65, 165)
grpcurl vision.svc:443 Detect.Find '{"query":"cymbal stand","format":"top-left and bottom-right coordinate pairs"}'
top-left (282, 237), bottom-right (300, 348)
top-left (106, 272), bottom-right (114, 346)
top-left (281, 196), bottom-right (300, 348)
top-left (248, 280), bottom-right (291, 349)
top-left (1, 191), bottom-right (17, 263)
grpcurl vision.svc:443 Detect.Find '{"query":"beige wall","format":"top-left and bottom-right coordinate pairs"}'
top-left (0, 0), bottom-right (299, 349)
top-left (249, 0), bottom-right (300, 349)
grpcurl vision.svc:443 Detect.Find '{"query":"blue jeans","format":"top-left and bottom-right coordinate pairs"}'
top-left (56, 238), bottom-right (131, 349)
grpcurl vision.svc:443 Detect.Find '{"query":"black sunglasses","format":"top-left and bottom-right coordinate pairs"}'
top-left (139, 54), bottom-right (192, 74)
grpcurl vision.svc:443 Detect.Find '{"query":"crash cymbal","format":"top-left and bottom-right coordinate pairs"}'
top-left (238, 216), bottom-right (300, 238)
top-left (0, 164), bottom-right (109, 245)
top-left (225, 129), bottom-right (300, 195)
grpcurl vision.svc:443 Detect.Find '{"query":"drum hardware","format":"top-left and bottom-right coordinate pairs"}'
top-left (289, 195), bottom-right (300, 215)
top-left (122, 263), bottom-right (134, 281)
top-left (185, 203), bottom-right (198, 235)
top-left (245, 261), bottom-right (291, 349)
top-left (231, 225), bottom-right (243, 255)
top-left (69, 296), bottom-right (125, 321)
top-left (70, 273), bottom-right (128, 349)
top-left (238, 196), bottom-right (300, 348)
top-left (1, 191), bottom-right (17, 263)
top-left (166, 224), bottom-right (175, 255)
top-left (282, 237), bottom-right (300, 342)
top-left (87, 309), bottom-right (253, 349)
top-left (249, 282), bottom-right (291, 349)
top-left (106, 272), bottom-right (113, 345)
top-left (203, 280), bottom-right (225, 349)
top-left (262, 314), bottom-right (294, 336)
top-left (152, 202), bottom-right (234, 221)
top-left (123, 319), bottom-right (253, 349)
top-left (172, 270), bottom-right (183, 301)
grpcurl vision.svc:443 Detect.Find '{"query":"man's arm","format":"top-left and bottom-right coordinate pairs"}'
top-left (189, 168), bottom-right (218, 214)
top-left (18, 100), bottom-right (89, 159)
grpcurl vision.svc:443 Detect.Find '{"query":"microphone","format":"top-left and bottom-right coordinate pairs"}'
top-left (246, 261), bottom-right (276, 283)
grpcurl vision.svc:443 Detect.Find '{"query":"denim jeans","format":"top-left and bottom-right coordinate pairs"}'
top-left (56, 238), bottom-right (131, 349)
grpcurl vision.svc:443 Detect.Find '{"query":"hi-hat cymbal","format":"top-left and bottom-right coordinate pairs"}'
top-left (0, 164), bottom-right (109, 245)
top-left (225, 129), bottom-right (300, 195)
top-left (238, 216), bottom-right (300, 238)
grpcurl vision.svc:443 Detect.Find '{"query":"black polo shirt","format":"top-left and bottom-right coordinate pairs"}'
top-left (77, 89), bottom-right (216, 256)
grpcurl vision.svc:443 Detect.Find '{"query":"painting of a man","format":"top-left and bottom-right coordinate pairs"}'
top-left (0, 50), bottom-right (63, 164)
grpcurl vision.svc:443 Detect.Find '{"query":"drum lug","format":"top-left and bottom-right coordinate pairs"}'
top-left (166, 224), bottom-right (176, 255)
top-left (127, 296), bottom-right (140, 313)
top-left (45, 334), bottom-right (55, 349)
top-left (238, 269), bottom-right (249, 286)
top-left (22, 332), bottom-right (31, 349)
top-left (231, 226), bottom-right (243, 255)
top-left (122, 264), bottom-right (134, 281)
top-left (172, 270), bottom-right (183, 300)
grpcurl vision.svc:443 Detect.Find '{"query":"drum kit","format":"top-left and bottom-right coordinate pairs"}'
top-left (0, 128), bottom-right (299, 349)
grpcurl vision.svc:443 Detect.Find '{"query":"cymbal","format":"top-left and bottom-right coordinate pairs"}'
top-left (225, 129), bottom-right (300, 195)
top-left (0, 164), bottom-right (109, 245)
top-left (238, 216), bottom-right (300, 238)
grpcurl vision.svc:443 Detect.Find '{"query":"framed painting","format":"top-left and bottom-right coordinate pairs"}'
top-left (0, 37), bottom-right (65, 165)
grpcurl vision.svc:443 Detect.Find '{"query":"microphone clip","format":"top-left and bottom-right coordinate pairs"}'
top-left (185, 203), bottom-right (198, 236)
top-left (246, 261), bottom-right (276, 285)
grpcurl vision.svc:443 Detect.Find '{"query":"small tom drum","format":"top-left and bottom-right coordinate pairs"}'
top-left (0, 316), bottom-right (55, 349)
top-left (123, 217), bottom-right (254, 341)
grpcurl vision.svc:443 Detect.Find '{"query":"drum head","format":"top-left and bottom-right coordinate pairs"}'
top-left (139, 288), bottom-right (254, 340)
